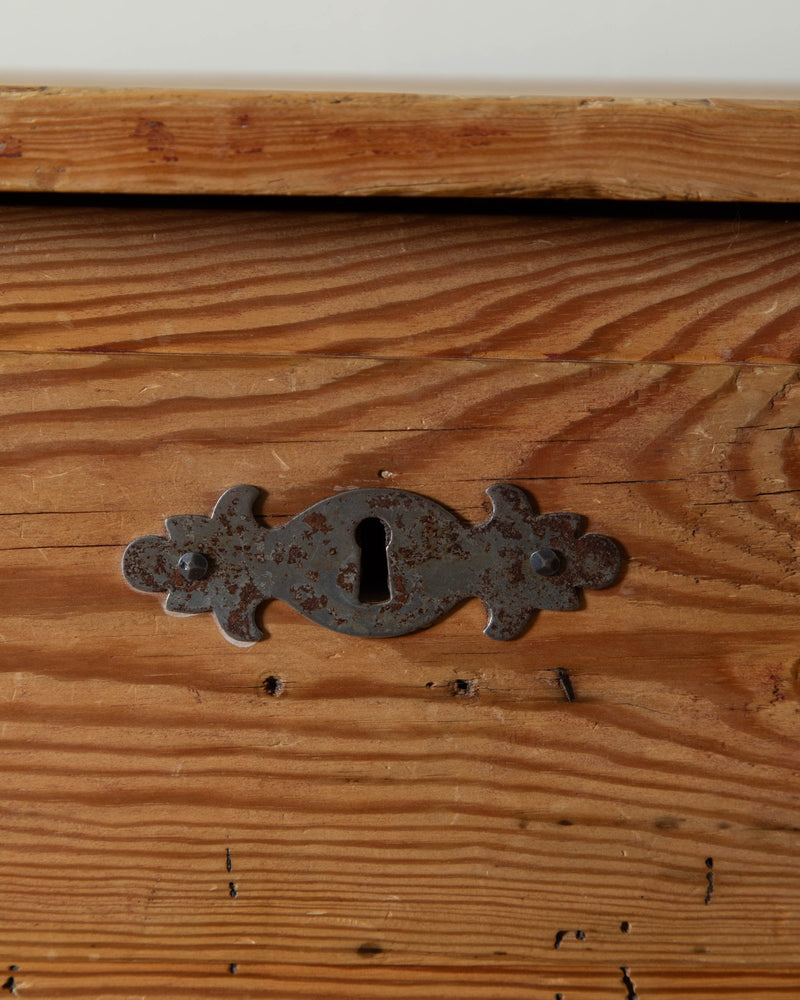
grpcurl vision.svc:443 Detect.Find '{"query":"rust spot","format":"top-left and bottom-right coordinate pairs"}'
top-left (290, 583), bottom-right (329, 613)
top-left (491, 518), bottom-right (524, 541)
top-left (336, 561), bottom-right (358, 592)
top-left (505, 555), bottom-right (526, 586)
top-left (238, 582), bottom-right (261, 607)
top-left (369, 494), bottom-right (402, 511)
top-left (286, 544), bottom-right (304, 565)
top-left (304, 512), bottom-right (331, 533)
top-left (223, 581), bottom-right (263, 641)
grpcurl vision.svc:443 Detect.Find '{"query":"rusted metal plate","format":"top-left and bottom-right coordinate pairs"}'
top-left (122, 484), bottom-right (622, 645)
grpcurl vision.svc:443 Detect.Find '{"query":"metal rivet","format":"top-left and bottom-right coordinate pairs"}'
top-left (530, 547), bottom-right (562, 576)
top-left (178, 551), bottom-right (209, 581)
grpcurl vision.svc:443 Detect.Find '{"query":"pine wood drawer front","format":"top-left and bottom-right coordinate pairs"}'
top-left (2, 193), bottom-right (800, 1000)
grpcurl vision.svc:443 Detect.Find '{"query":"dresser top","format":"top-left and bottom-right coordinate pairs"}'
top-left (1, 87), bottom-right (799, 201)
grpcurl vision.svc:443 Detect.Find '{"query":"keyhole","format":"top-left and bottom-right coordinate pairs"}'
top-left (355, 517), bottom-right (390, 604)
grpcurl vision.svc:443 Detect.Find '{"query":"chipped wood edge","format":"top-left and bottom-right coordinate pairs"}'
top-left (1, 87), bottom-right (800, 201)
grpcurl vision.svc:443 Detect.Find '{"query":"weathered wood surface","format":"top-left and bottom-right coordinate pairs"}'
top-left (1, 202), bottom-right (800, 365)
top-left (2, 964), bottom-right (798, 998)
top-left (2, 201), bottom-right (800, 998)
top-left (2, 88), bottom-right (800, 201)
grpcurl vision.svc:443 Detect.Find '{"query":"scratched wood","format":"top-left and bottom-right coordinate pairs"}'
top-left (1, 88), bottom-right (800, 201)
top-left (2, 198), bottom-right (800, 999)
top-left (1, 201), bottom-right (800, 365)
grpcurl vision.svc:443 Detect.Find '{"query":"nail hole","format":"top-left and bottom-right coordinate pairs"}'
top-left (705, 857), bottom-right (715, 905)
top-left (263, 675), bottom-right (284, 697)
top-left (556, 667), bottom-right (575, 702)
top-left (620, 920), bottom-right (631, 933)
top-left (355, 517), bottom-right (391, 604)
top-left (452, 678), bottom-right (477, 697)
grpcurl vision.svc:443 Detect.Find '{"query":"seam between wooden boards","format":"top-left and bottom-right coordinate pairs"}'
top-left (1, 348), bottom-right (799, 373)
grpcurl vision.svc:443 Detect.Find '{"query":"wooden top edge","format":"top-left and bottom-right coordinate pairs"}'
top-left (1, 86), bottom-right (800, 201)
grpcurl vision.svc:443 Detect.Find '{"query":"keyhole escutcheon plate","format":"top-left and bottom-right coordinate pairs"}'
top-left (122, 483), bottom-right (623, 645)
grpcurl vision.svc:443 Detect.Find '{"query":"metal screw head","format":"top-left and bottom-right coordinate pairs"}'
top-left (530, 547), bottom-right (562, 577)
top-left (177, 551), bottom-right (209, 581)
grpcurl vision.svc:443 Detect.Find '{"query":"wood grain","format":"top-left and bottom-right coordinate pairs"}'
top-left (3, 196), bottom-right (800, 997)
top-left (2, 341), bottom-right (800, 997)
top-left (1, 202), bottom-right (800, 365)
top-left (1, 88), bottom-right (800, 200)
top-left (2, 963), bottom-right (799, 998)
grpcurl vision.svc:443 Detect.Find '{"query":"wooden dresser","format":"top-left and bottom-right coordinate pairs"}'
top-left (2, 88), bottom-right (800, 998)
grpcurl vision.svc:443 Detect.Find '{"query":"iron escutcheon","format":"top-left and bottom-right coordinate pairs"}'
top-left (122, 483), bottom-right (622, 645)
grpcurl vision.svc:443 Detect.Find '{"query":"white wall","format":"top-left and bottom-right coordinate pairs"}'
top-left (2, 0), bottom-right (799, 97)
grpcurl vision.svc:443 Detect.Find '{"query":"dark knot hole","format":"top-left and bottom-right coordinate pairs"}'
top-left (355, 517), bottom-right (390, 604)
